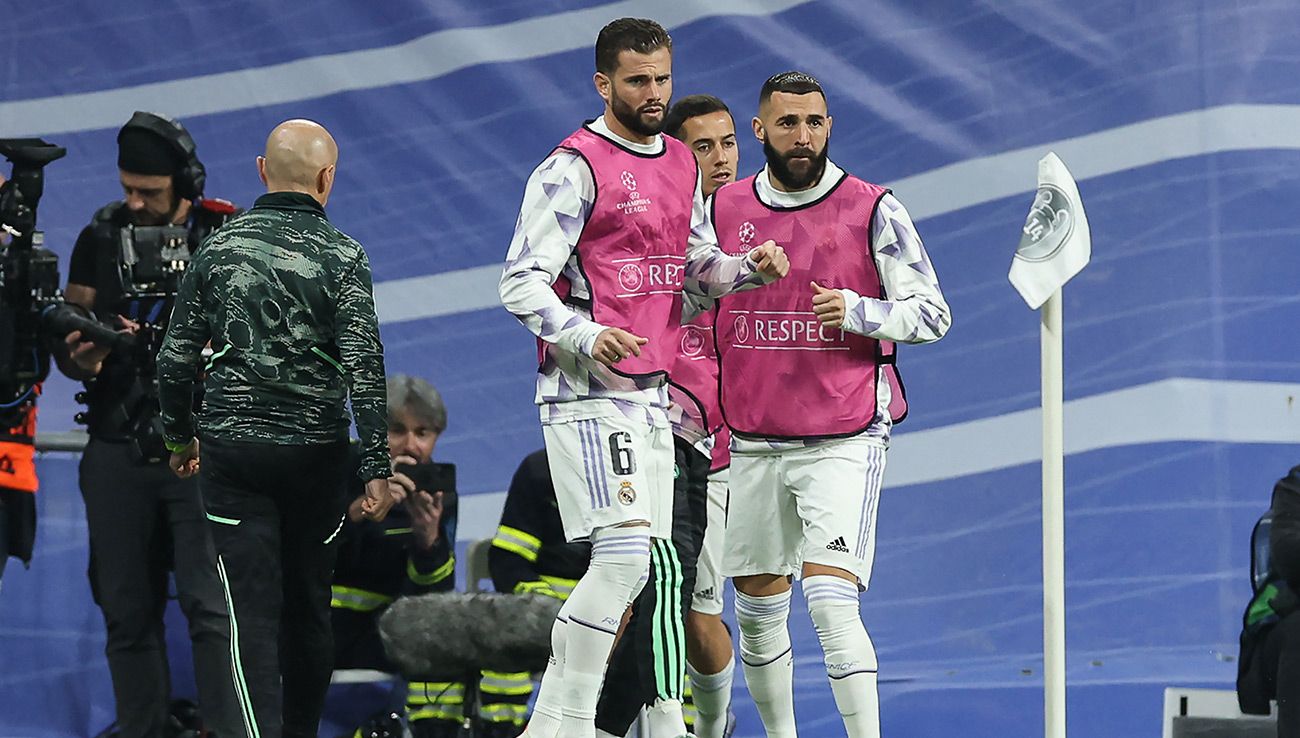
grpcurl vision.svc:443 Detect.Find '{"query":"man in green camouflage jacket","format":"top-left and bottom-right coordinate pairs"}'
top-left (157, 118), bottom-right (394, 738)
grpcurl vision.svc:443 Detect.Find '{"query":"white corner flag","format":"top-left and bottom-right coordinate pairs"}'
top-left (1009, 152), bottom-right (1091, 309)
top-left (1009, 151), bottom-right (1091, 738)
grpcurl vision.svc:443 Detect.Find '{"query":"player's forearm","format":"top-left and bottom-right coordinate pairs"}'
top-left (684, 249), bottom-right (767, 299)
top-left (840, 288), bottom-right (951, 344)
top-left (499, 268), bottom-right (605, 355)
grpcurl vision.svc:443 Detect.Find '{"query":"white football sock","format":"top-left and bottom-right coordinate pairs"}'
top-left (804, 575), bottom-right (879, 738)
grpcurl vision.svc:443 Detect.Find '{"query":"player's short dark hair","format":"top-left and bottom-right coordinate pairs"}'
top-left (759, 71), bottom-right (826, 107)
top-left (664, 95), bottom-right (732, 139)
top-left (596, 18), bottom-right (672, 75)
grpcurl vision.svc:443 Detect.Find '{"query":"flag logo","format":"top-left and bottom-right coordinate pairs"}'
top-left (1016, 184), bottom-right (1075, 263)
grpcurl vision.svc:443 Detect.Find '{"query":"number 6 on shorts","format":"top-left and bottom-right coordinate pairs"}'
top-left (609, 431), bottom-right (636, 475)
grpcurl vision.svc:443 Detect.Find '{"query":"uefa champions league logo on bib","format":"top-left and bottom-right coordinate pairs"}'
top-left (618, 263), bottom-right (644, 292)
top-left (733, 314), bottom-right (750, 344)
top-left (738, 221), bottom-right (756, 246)
top-left (680, 325), bottom-right (706, 356)
top-left (616, 170), bottom-right (650, 214)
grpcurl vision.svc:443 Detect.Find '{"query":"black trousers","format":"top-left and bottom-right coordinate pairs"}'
top-left (1256, 611), bottom-right (1300, 733)
top-left (200, 436), bottom-right (350, 738)
top-left (79, 438), bottom-right (241, 738)
top-left (596, 435), bottom-right (710, 736)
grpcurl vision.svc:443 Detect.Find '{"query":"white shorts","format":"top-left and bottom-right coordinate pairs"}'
top-left (542, 412), bottom-right (674, 542)
top-left (691, 467), bottom-right (729, 616)
top-left (722, 435), bottom-right (886, 586)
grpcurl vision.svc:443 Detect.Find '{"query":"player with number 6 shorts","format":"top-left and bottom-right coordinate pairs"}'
top-left (497, 18), bottom-right (788, 738)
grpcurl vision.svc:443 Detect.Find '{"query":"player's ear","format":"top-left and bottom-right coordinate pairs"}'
top-left (752, 117), bottom-right (765, 143)
top-left (594, 72), bottom-right (612, 104)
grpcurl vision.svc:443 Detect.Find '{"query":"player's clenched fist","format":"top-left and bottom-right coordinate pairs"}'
top-left (748, 240), bottom-right (790, 279)
top-left (591, 327), bottom-right (648, 366)
top-left (811, 281), bottom-right (846, 328)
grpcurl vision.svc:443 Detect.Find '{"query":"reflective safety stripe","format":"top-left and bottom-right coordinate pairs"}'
top-left (540, 575), bottom-right (578, 598)
top-left (408, 554), bottom-right (455, 586)
top-left (479, 702), bottom-right (528, 723)
top-left (479, 671), bottom-right (534, 695)
top-left (330, 586), bottom-right (394, 612)
top-left (406, 681), bottom-right (465, 705)
top-left (407, 707), bottom-right (462, 722)
top-left (682, 679), bottom-right (697, 726)
top-left (492, 525), bottom-right (541, 562)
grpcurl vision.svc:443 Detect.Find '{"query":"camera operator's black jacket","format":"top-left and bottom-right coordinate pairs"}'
top-left (489, 449), bottom-right (590, 600)
top-left (156, 192), bottom-right (389, 481)
top-left (68, 199), bottom-right (238, 443)
top-left (332, 468), bottom-right (456, 615)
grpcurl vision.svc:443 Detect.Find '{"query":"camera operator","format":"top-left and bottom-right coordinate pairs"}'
top-left (331, 374), bottom-right (458, 736)
top-left (0, 171), bottom-right (36, 587)
top-left (56, 112), bottom-right (241, 737)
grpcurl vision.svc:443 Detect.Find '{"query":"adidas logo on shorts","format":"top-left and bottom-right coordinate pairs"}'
top-left (696, 587), bottom-right (716, 601)
top-left (826, 536), bottom-right (850, 553)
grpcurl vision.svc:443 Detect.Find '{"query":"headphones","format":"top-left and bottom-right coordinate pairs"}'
top-left (118, 111), bottom-right (207, 201)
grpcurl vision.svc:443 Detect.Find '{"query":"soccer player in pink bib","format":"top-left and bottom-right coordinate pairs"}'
top-left (712, 72), bottom-right (951, 738)
top-left (497, 19), bottom-right (788, 738)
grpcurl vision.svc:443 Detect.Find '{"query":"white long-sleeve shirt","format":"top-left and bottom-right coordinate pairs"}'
top-left (731, 160), bottom-right (951, 452)
top-left (499, 116), bottom-right (768, 425)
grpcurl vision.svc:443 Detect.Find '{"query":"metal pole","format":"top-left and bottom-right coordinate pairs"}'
top-left (1041, 289), bottom-right (1066, 738)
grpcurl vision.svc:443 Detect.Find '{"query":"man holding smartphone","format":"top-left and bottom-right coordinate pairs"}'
top-left (330, 374), bottom-right (464, 738)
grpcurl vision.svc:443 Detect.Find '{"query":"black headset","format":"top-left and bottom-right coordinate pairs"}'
top-left (117, 111), bottom-right (207, 201)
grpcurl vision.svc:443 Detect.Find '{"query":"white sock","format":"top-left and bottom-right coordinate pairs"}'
top-left (686, 659), bottom-right (734, 738)
top-left (646, 697), bottom-right (689, 737)
top-left (804, 576), bottom-right (879, 738)
top-left (558, 527), bottom-right (651, 738)
top-left (735, 590), bottom-right (796, 738)
top-left (526, 600), bottom-right (572, 738)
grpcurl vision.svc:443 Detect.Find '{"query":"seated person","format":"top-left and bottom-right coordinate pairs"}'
top-left (482, 449), bottom-right (591, 737)
top-left (1239, 464), bottom-right (1300, 731)
top-left (331, 375), bottom-right (457, 737)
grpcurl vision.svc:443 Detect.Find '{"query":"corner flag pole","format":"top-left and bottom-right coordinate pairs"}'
top-left (1008, 151), bottom-right (1090, 738)
top-left (1041, 289), bottom-right (1066, 738)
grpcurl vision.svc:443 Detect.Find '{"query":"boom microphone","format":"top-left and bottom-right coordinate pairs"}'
top-left (378, 591), bottom-right (562, 678)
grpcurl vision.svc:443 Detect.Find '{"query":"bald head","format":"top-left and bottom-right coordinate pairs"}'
top-left (257, 119), bottom-right (339, 205)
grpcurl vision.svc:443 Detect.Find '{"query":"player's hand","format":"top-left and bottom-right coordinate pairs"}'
top-left (591, 328), bottom-right (648, 366)
top-left (748, 240), bottom-right (789, 280)
top-left (168, 438), bottom-right (200, 478)
top-left (360, 478), bottom-right (396, 522)
top-left (811, 281), bottom-right (846, 328)
top-left (408, 490), bottom-right (445, 552)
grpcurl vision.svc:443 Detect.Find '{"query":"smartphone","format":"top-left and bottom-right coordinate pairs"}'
top-left (393, 461), bottom-right (458, 544)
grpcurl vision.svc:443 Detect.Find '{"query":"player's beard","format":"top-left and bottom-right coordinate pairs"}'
top-left (610, 89), bottom-right (667, 138)
top-left (764, 138), bottom-right (829, 191)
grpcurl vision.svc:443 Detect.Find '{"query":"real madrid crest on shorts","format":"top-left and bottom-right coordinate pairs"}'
top-left (618, 480), bottom-right (637, 505)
